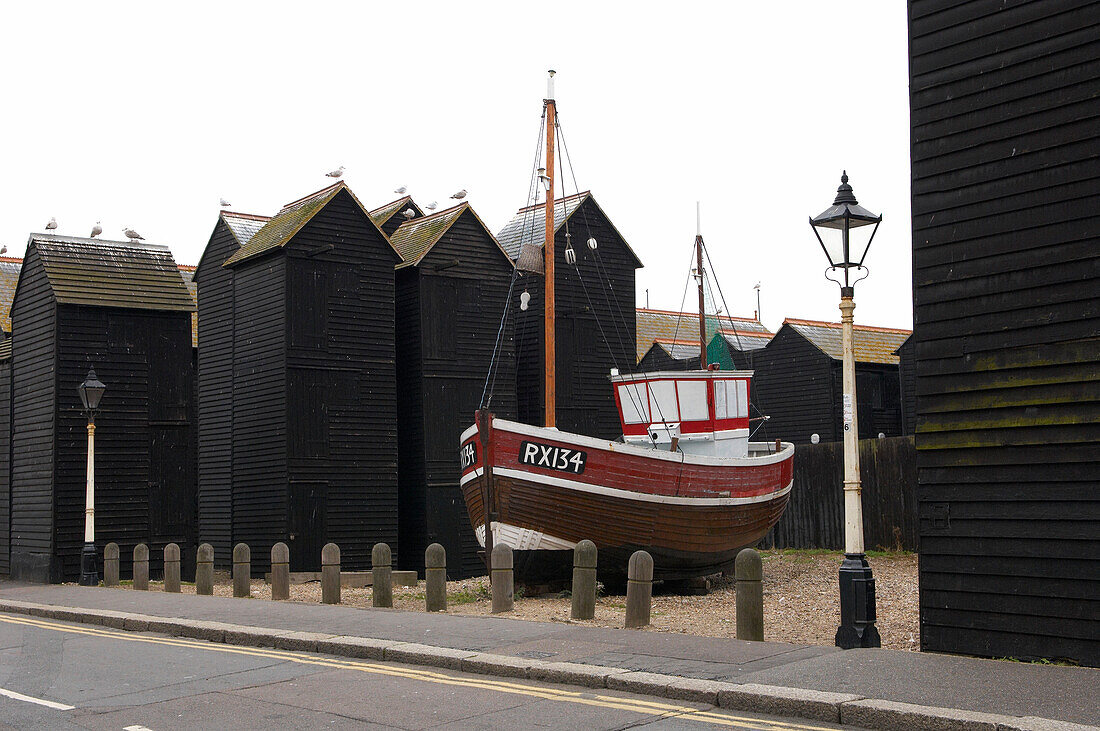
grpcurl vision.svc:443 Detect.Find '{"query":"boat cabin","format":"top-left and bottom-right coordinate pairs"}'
top-left (611, 369), bottom-right (753, 458)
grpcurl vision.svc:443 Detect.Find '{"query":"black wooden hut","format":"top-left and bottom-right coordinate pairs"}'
top-left (498, 192), bottom-right (642, 440)
top-left (370, 196), bottom-right (424, 238)
top-left (636, 340), bottom-right (698, 372)
top-left (194, 210), bottom-right (270, 566)
top-left (910, 0), bottom-right (1100, 665)
top-left (750, 318), bottom-right (910, 446)
top-left (8, 234), bottom-right (196, 583)
top-left (0, 340), bottom-right (10, 575)
top-left (201, 182), bottom-right (401, 573)
top-left (895, 335), bottom-right (915, 436)
top-left (390, 202), bottom-right (517, 577)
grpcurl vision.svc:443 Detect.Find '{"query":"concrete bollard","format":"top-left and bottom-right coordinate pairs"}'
top-left (425, 543), bottom-right (447, 612)
top-left (571, 540), bottom-right (598, 620)
top-left (625, 550), bottom-right (654, 628)
top-left (735, 548), bottom-right (764, 641)
top-left (133, 543), bottom-right (149, 591)
top-left (196, 543), bottom-right (214, 595)
top-left (271, 542), bottom-right (290, 600)
top-left (491, 543), bottom-right (514, 614)
top-left (104, 543), bottom-right (120, 587)
top-left (321, 543), bottom-right (341, 605)
top-left (233, 543), bottom-right (251, 598)
top-left (372, 543), bottom-right (393, 608)
top-left (164, 543), bottom-right (181, 593)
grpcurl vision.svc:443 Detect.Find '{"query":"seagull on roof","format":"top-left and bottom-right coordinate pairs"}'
top-left (46, 217), bottom-right (58, 231)
top-left (394, 185), bottom-right (407, 194)
top-left (450, 189), bottom-right (467, 200)
top-left (220, 198), bottom-right (232, 208)
top-left (326, 166), bottom-right (345, 179)
top-left (402, 208), bottom-right (416, 219)
top-left (425, 201), bottom-right (438, 211)
top-left (123, 227), bottom-right (144, 242)
top-left (0, 246), bottom-right (7, 255)
top-left (90, 221), bottom-right (103, 238)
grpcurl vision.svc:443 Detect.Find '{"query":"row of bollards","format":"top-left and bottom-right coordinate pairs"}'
top-left (99, 540), bottom-right (764, 637)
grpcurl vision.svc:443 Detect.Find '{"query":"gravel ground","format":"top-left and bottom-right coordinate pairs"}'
top-left (146, 550), bottom-right (919, 651)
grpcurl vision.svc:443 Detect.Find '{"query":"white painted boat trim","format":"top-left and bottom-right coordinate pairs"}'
top-left (474, 521), bottom-right (577, 551)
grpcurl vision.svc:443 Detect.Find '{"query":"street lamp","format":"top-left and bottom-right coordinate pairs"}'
top-left (810, 171), bottom-right (882, 649)
top-left (77, 368), bottom-right (106, 586)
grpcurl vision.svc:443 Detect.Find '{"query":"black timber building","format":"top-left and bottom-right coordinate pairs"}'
top-left (750, 318), bottom-right (911, 446)
top-left (197, 183), bottom-right (401, 573)
top-left (7, 234), bottom-right (196, 582)
top-left (499, 192), bottom-right (642, 440)
top-left (370, 195), bottom-right (425, 238)
top-left (390, 202), bottom-right (517, 577)
top-left (910, 0), bottom-right (1100, 665)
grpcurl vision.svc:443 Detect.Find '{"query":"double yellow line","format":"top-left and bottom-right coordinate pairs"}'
top-left (0, 613), bottom-right (834, 730)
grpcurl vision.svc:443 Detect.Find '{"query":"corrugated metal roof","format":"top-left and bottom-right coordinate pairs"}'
top-left (636, 307), bottom-right (771, 361)
top-left (222, 211), bottom-right (270, 247)
top-left (497, 192), bottom-right (642, 268)
top-left (784, 318), bottom-right (911, 364)
top-left (178, 265), bottom-right (198, 347)
top-left (0, 257), bottom-right (22, 333)
top-left (223, 183), bottom-right (345, 266)
top-left (369, 196), bottom-right (420, 230)
top-left (26, 234), bottom-right (195, 312)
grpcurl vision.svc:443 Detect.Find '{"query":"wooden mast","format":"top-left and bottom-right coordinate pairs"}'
top-left (696, 203), bottom-right (708, 369)
top-left (544, 70), bottom-right (557, 427)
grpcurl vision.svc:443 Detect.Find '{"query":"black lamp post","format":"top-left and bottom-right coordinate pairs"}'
top-left (809, 171), bottom-right (882, 649)
top-left (77, 368), bottom-right (106, 586)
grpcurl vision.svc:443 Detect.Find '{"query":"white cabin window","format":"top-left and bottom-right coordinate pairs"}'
top-left (714, 380), bottom-right (748, 419)
top-left (735, 380), bottom-right (748, 418)
top-left (618, 383), bottom-right (649, 424)
top-left (677, 380), bottom-right (708, 421)
top-left (649, 380), bottom-right (679, 422)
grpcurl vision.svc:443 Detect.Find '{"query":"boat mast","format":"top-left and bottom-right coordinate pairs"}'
top-left (544, 70), bottom-right (557, 428)
top-left (696, 202), bottom-right (708, 369)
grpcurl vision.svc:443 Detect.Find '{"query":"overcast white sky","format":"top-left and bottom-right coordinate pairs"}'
top-left (1, 1), bottom-right (911, 333)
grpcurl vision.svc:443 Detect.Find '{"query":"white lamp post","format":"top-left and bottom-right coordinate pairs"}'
top-left (810, 171), bottom-right (882, 649)
top-left (77, 368), bottom-right (106, 586)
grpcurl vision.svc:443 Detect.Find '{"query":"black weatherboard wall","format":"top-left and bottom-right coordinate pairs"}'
top-left (391, 202), bottom-right (517, 577)
top-left (499, 192), bottom-right (642, 440)
top-left (218, 182), bottom-right (400, 573)
top-left (910, 0), bottom-right (1100, 665)
top-left (0, 342), bottom-right (10, 574)
top-left (9, 234), bottom-right (196, 583)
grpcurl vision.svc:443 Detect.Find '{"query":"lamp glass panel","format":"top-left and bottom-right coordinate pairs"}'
top-left (813, 220), bottom-right (847, 267)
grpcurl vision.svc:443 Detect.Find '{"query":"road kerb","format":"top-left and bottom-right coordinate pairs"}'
top-left (460, 652), bottom-right (541, 678)
top-left (608, 671), bottom-right (738, 705)
top-left (840, 698), bottom-right (1011, 731)
top-left (718, 683), bottom-right (862, 723)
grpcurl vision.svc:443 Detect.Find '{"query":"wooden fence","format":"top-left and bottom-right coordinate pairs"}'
top-left (761, 436), bottom-right (917, 552)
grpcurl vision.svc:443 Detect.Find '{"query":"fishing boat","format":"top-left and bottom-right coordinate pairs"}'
top-left (459, 71), bottom-right (794, 581)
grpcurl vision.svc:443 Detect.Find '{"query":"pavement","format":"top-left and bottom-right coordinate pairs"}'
top-left (1, 581), bottom-right (1096, 731)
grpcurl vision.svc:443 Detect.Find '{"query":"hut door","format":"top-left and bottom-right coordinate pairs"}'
top-left (149, 426), bottom-right (195, 545)
top-left (288, 480), bottom-right (326, 570)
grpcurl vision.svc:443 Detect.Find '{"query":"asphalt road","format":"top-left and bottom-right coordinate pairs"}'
top-left (0, 613), bottom-right (855, 730)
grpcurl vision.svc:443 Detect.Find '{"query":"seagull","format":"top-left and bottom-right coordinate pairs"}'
top-left (0, 245), bottom-right (7, 255)
top-left (219, 198), bottom-right (232, 208)
top-left (46, 217), bottom-right (58, 231)
top-left (425, 201), bottom-right (438, 211)
top-left (402, 208), bottom-right (416, 219)
top-left (394, 185), bottom-right (407, 194)
top-left (326, 166), bottom-right (345, 179)
top-left (123, 227), bottom-right (145, 242)
top-left (90, 221), bottom-right (103, 238)
top-left (450, 189), bottom-right (467, 200)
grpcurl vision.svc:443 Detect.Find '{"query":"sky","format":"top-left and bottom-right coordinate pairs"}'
top-left (0, 1), bottom-right (912, 333)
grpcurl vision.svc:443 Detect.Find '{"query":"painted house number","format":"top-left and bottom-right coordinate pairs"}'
top-left (519, 441), bottom-right (587, 474)
top-left (460, 442), bottom-right (477, 470)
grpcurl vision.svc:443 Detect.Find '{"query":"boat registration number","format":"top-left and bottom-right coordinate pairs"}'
top-left (519, 441), bottom-right (587, 474)
top-left (460, 442), bottom-right (477, 470)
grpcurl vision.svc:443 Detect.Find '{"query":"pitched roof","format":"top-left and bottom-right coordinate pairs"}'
top-left (635, 307), bottom-right (771, 361)
top-left (496, 191), bottom-right (643, 267)
top-left (783, 318), bottom-right (911, 364)
top-left (222, 211), bottom-right (271, 247)
top-left (24, 234), bottom-right (195, 312)
top-left (390, 203), bottom-right (512, 270)
top-left (652, 338), bottom-right (701, 360)
top-left (717, 329), bottom-right (773, 352)
top-left (0, 256), bottom-right (23, 333)
top-left (369, 196), bottom-right (421, 230)
top-left (178, 265), bottom-right (198, 347)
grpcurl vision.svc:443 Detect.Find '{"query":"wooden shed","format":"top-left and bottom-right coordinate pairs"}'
top-left (910, 0), bottom-right (1100, 665)
top-left (636, 339), bottom-right (699, 372)
top-left (370, 195), bottom-right (424, 238)
top-left (194, 210), bottom-right (270, 567)
top-left (750, 318), bottom-right (910, 446)
top-left (498, 192), bottom-right (642, 440)
top-left (202, 182), bottom-right (401, 573)
top-left (0, 340), bottom-right (10, 575)
top-left (635, 307), bottom-right (770, 368)
top-left (390, 202), bottom-right (517, 577)
top-left (706, 329), bottom-right (774, 371)
top-left (8, 234), bottom-right (196, 583)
